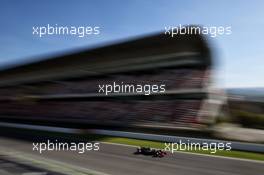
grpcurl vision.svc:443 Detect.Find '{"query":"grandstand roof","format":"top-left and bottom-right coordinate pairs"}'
top-left (0, 27), bottom-right (212, 87)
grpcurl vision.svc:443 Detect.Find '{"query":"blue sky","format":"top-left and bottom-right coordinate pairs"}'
top-left (0, 0), bottom-right (263, 88)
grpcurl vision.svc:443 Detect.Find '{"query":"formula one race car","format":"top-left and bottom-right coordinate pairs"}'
top-left (135, 147), bottom-right (167, 158)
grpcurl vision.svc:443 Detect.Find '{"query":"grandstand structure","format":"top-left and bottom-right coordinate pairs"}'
top-left (0, 28), bottom-right (224, 129)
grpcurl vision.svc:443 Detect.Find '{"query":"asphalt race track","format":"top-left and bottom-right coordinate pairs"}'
top-left (0, 156), bottom-right (65, 175)
top-left (0, 137), bottom-right (263, 175)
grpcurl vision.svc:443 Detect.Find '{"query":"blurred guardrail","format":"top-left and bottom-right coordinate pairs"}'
top-left (0, 122), bottom-right (263, 153)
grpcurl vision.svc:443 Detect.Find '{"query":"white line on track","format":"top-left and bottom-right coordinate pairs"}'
top-left (100, 142), bottom-right (264, 164)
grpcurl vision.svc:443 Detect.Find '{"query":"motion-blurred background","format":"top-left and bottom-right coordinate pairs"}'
top-left (0, 1), bottom-right (263, 175)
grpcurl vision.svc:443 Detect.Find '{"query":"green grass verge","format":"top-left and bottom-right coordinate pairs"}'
top-left (96, 136), bottom-right (264, 161)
